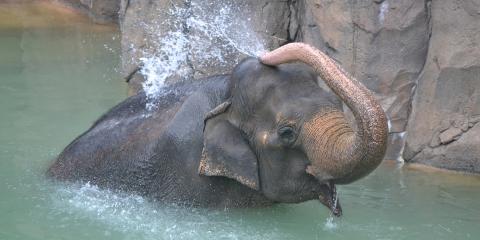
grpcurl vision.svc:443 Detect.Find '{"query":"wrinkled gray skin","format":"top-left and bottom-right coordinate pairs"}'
top-left (49, 52), bottom-right (386, 215)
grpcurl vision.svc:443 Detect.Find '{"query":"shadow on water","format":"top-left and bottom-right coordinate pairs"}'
top-left (0, 1), bottom-right (480, 240)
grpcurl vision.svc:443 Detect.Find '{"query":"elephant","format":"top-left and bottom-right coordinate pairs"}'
top-left (47, 43), bottom-right (388, 216)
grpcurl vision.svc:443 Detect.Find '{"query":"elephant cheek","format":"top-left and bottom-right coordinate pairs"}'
top-left (256, 130), bottom-right (282, 148)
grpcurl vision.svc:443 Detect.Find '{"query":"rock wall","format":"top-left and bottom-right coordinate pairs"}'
top-left (403, 0), bottom-right (480, 173)
top-left (62, 0), bottom-right (480, 172)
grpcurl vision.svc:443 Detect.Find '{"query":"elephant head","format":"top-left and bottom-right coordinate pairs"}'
top-left (199, 43), bottom-right (388, 216)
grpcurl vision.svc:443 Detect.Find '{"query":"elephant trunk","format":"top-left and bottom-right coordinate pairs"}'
top-left (260, 43), bottom-right (388, 184)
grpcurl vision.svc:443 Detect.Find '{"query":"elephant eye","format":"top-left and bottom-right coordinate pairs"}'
top-left (278, 126), bottom-right (297, 145)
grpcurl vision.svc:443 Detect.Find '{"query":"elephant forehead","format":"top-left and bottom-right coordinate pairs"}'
top-left (268, 80), bottom-right (335, 106)
top-left (270, 97), bottom-right (334, 120)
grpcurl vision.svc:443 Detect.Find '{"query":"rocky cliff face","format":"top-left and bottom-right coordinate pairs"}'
top-left (403, 0), bottom-right (480, 173)
top-left (63, 0), bottom-right (480, 173)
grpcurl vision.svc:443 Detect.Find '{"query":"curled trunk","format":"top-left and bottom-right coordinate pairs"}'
top-left (260, 43), bottom-right (388, 184)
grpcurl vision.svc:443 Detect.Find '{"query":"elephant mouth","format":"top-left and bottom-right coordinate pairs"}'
top-left (318, 181), bottom-right (342, 217)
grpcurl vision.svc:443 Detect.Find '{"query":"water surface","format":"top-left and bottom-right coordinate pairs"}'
top-left (1, 2), bottom-right (479, 240)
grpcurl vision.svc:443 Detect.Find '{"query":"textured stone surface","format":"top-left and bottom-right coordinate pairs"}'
top-left (403, 0), bottom-right (480, 172)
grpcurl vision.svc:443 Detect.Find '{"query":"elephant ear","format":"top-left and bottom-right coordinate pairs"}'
top-left (199, 103), bottom-right (260, 190)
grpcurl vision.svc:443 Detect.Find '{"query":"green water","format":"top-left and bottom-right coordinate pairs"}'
top-left (1, 2), bottom-right (480, 240)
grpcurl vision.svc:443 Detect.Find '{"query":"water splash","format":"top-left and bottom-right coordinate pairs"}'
top-left (324, 216), bottom-right (338, 230)
top-left (138, 5), bottom-right (190, 111)
top-left (324, 188), bottom-right (340, 230)
top-left (378, 0), bottom-right (389, 25)
top-left (186, 3), bottom-right (266, 58)
top-left (138, 1), bottom-right (266, 110)
top-left (51, 182), bottom-right (283, 240)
